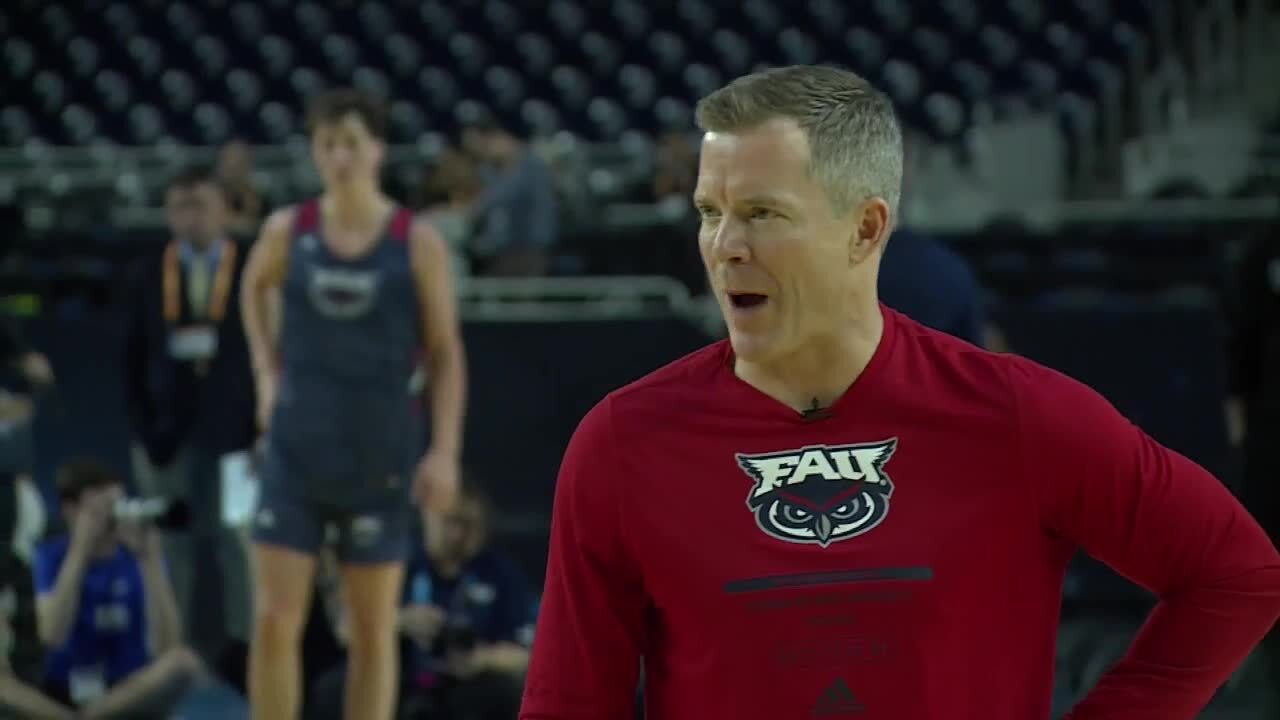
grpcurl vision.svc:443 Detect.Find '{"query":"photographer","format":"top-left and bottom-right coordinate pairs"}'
top-left (32, 460), bottom-right (202, 718)
top-left (313, 485), bottom-right (535, 720)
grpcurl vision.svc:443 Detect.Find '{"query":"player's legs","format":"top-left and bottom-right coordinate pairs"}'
top-left (248, 489), bottom-right (324, 720)
top-left (80, 646), bottom-right (203, 720)
top-left (335, 505), bottom-right (412, 720)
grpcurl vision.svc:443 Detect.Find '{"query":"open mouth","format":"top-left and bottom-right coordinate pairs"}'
top-left (728, 293), bottom-right (769, 309)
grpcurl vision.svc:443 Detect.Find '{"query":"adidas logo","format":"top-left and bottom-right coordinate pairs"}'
top-left (812, 678), bottom-right (864, 716)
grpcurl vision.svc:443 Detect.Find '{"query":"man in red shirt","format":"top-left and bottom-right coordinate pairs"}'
top-left (519, 65), bottom-right (1280, 719)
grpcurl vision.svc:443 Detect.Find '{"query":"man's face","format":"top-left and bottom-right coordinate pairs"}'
top-left (461, 127), bottom-right (502, 163)
top-left (165, 181), bottom-right (227, 248)
top-left (424, 497), bottom-right (486, 565)
top-left (311, 113), bottom-right (385, 189)
top-left (218, 140), bottom-right (252, 180)
top-left (61, 483), bottom-right (123, 543)
top-left (695, 118), bottom-right (864, 364)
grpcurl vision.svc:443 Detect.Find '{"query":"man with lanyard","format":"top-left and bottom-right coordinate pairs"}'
top-left (121, 164), bottom-right (256, 663)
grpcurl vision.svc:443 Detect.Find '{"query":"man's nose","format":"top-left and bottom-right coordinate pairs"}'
top-left (711, 216), bottom-right (751, 264)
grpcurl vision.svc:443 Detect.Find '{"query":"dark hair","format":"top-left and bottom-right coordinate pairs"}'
top-left (56, 459), bottom-right (121, 504)
top-left (306, 87), bottom-right (389, 139)
top-left (167, 163), bottom-right (223, 194)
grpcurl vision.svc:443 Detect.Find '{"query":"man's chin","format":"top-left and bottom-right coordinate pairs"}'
top-left (727, 329), bottom-right (773, 362)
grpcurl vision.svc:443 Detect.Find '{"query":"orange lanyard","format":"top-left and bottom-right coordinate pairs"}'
top-left (162, 240), bottom-right (237, 325)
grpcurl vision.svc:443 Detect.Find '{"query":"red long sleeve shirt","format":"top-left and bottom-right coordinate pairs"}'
top-left (521, 307), bottom-right (1280, 719)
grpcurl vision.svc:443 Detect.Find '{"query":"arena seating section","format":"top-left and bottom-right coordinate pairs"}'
top-left (3, 0), bottom-right (1152, 145)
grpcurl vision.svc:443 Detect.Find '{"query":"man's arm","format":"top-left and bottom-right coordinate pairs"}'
top-left (520, 397), bottom-right (648, 720)
top-left (0, 673), bottom-right (75, 720)
top-left (240, 208), bottom-right (292, 382)
top-left (1009, 360), bottom-right (1280, 719)
top-left (136, 539), bottom-right (183, 654)
top-left (33, 539), bottom-right (92, 649)
top-left (409, 221), bottom-right (467, 457)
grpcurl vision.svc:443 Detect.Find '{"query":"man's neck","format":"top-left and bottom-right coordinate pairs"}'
top-left (735, 304), bottom-right (884, 414)
top-left (324, 185), bottom-right (387, 229)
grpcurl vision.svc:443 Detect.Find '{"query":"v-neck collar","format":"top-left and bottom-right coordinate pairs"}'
top-left (715, 304), bottom-right (899, 424)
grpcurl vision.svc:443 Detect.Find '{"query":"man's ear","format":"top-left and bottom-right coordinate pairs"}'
top-left (848, 197), bottom-right (892, 265)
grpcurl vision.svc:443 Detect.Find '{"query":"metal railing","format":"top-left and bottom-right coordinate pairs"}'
top-left (456, 275), bottom-right (696, 322)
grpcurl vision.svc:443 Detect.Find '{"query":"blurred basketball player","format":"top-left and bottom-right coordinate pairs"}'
top-left (240, 88), bottom-right (467, 720)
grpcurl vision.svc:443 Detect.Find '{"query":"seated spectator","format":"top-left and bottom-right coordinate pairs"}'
top-left (33, 460), bottom-right (202, 718)
top-left (651, 131), bottom-right (698, 201)
top-left (421, 147), bottom-right (485, 283)
top-left (216, 138), bottom-right (265, 238)
top-left (461, 115), bottom-right (559, 277)
top-left (313, 485), bottom-right (535, 720)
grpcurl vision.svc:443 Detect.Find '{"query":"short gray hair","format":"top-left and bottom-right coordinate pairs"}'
top-left (694, 65), bottom-right (903, 218)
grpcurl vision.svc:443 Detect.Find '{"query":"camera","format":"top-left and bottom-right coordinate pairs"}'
top-left (112, 497), bottom-right (191, 531)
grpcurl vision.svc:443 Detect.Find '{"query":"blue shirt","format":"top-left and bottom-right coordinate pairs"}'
top-left (879, 227), bottom-right (986, 346)
top-left (32, 537), bottom-right (149, 688)
top-left (402, 548), bottom-right (535, 677)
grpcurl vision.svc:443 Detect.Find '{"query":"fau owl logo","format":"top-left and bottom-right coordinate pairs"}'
top-left (736, 439), bottom-right (898, 547)
top-left (307, 267), bottom-right (380, 319)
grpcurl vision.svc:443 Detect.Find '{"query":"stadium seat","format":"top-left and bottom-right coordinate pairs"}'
top-left (2, 0), bottom-right (1156, 144)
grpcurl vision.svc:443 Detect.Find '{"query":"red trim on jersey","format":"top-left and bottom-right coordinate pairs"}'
top-left (389, 208), bottom-right (414, 243)
top-left (294, 198), bottom-right (321, 234)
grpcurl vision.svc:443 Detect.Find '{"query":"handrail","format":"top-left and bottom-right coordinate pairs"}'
top-left (457, 274), bottom-right (695, 321)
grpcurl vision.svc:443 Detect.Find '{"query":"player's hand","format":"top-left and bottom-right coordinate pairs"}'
top-left (413, 446), bottom-right (459, 513)
top-left (70, 488), bottom-right (117, 550)
top-left (255, 369), bottom-right (278, 432)
top-left (398, 604), bottom-right (446, 649)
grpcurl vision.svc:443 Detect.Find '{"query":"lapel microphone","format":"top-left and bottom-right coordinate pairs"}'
top-left (801, 397), bottom-right (832, 423)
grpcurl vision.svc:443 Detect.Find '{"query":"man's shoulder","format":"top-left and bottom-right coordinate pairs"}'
top-left (609, 340), bottom-right (727, 408)
top-left (892, 308), bottom-right (992, 365)
top-left (565, 341), bottom-right (725, 459)
top-left (601, 340), bottom-right (727, 415)
top-left (888, 309), bottom-right (1031, 405)
top-left (896, 314), bottom-right (1094, 412)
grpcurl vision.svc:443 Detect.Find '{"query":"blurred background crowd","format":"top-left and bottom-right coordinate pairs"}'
top-left (1, 0), bottom-right (1279, 717)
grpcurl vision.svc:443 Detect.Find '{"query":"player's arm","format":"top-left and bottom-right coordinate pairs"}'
top-left (408, 221), bottom-right (467, 457)
top-left (240, 208), bottom-right (292, 379)
top-left (33, 541), bottom-right (91, 649)
top-left (1009, 360), bottom-right (1280, 719)
top-left (136, 540), bottom-right (183, 654)
top-left (520, 398), bottom-right (649, 720)
top-left (0, 672), bottom-right (76, 720)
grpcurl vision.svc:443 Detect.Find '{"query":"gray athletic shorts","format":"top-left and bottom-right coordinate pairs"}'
top-left (250, 485), bottom-right (412, 565)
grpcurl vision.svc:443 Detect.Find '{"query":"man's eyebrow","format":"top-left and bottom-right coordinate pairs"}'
top-left (740, 194), bottom-right (797, 209)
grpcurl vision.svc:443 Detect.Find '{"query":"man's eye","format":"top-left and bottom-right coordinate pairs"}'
top-left (749, 208), bottom-right (777, 221)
